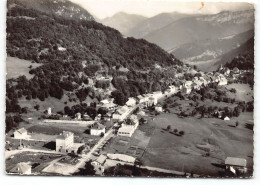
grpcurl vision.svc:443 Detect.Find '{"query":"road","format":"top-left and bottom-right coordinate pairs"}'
top-left (66, 105), bottom-right (138, 175)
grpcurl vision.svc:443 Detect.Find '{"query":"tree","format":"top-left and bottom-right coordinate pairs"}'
top-left (179, 131), bottom-right (185, 136)
top-left (74, 161), bottom-right (95, 176)
top-left (173, 129), bottom-right (178, 133)
top-left (167, 125), bottom-right (171, 131)
top-left (236, 121), bottom-right (239, 127)
top-left (100, 132), bottom-right (104, 137)
top-left (134, 158), bottom-right (143, 167)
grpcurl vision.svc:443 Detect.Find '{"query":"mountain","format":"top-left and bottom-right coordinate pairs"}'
top-left (128, 12), bottom-right (194, 38)
top-left (214, 36), bottom-right (254, 70)
top-left (100, 12), bottom-right (147, 36)
top-left (171, 29), bottom-right (254, 64)
top-left (144, 10), bottom-right (254, 51)
top-left (7, 0), bottom-right (94, 21)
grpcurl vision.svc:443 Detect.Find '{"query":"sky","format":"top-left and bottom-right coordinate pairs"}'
top-left (70, 0), bottom-right (254, 19)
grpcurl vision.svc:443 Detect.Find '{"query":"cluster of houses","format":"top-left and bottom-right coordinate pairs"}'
top-left (117, 115), bottom-right (139, 137)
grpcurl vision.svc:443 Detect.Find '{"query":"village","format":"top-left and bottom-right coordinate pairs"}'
top-left (5, 62), bottom-right (253, 177)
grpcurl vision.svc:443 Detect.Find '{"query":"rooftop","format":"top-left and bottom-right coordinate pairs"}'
top-left (56, 131), bottom-right (73, 140)
top-left (225, 157), bottom-right (247, 167)
top-left (96, 154), bottom-right (107, 165)
top-left (92, 123), bottom-right (105, 130)
top-left (15, 128), bottom-right (27, 134)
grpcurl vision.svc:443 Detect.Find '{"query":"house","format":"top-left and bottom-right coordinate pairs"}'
top-left (225, 157), bottom-right (247, 174)
top-left (95, 114), bottom-right (102, 121)
top-left (168, 85), bottom-right (176, 93)
top-left (137, 95), bottom-right (148, 104)
top-left (126, 97), bottom-right (136, 107)
top-left (155, 105), bottom-right (163, 112)
top-left (75, 112), bottom-right (81, 120)
top-left (117, 126), bottom-right (135, 137)
top-left (100, 98), bottom-right (114, 105)
top-left (90, 123), bottom-right (105, 136)
top-left (56, 131), bottom-right (74, 153)
top-left (47, 107), bottom-right (52, 115)
top-left (14, 128), bottom-right (28, 139)
top-left (112, 106), bottom-right (131, 121)
top-left (9, 162), bottom-right (31, 175)
top-left (233, 67), bottom-right (240, 74)
top-left (147, 97), bottom-right (157, 107)
top-left (224, 116), bottom-right (230, 121)
top-left (182, 87), bottom-right (192, 94)
top-left (83, 113), bottom-right (92, 120)
top-left (91, 154), bottom-right (107, 166)
top-left (152, 91), bottom-right (163, 99)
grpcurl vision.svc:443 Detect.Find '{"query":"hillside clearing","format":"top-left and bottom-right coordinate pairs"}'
top-left (6, 56), bottom-right (41, 79)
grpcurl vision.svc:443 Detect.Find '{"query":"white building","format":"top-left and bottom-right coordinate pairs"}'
top-left (56, 131), bottom-right (74, 153)
top-left (117, 115), bottom-right (139, 137)
top-left (90, 123), bottom-right (106, 136)
top-left (155, 105), bottom-right (163, 112)
top-left (91, 154), bottom-right (107, 166)
top-left (75, 112), bottom-right (81, 119)
top-left (112, 106), bottom-right (131, 121)
top-left (47, 107), bottom-right (52, 115)
top-left (14, 128), bottom-right (28, 139)
top-left (152, 91), bottom-right (163, 99)
top-left (126, 97), bottom-right (136, 107)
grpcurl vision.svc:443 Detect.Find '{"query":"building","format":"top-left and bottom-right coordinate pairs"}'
top-left (126, 97), bottom-right (136, 107)
top-left (91, 154), bottom-right (107, 166)
top-left (56, 131), bottom-right (74, 153)
top-left (233, 67), bottom-right (240, 74)
top-left (224, 116), bottom-right (230, 121)
top-left (14, 128), bottom-right (28, 139)
top-left (90, 123), bottom-right (106, 136)
top-left (155, 105), bottom-right (163, 112)
top-left (182, 87), bottom-right (192, 94)
top-left (152, 91), bottom-right (163, 99)
top-left (9, 162), bottom-right (31, 175)
top-left (147, 97), bottom-right (157, 107)
top-left (112, 106), bottom-right (131, 121)
top-left (47, 107), bottom-right (52, 115)
top-left (225, 157), bottom-right (247, 174)
top-left (117, 115), bottom-right (139, 137)
top-left (95, 114), bottom-right (102, 121)
top-left (75, 112), bottom-right (81, 119)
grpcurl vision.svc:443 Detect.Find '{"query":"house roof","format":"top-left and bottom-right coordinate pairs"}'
top-left (96, 154), bottom-right (107, 165)
top-left (116, 106), bottom-right (129, 115)
top-left (56, 131), bottom-right (73, 139)
top-left (118, 126), bottom-right (134, 133)
top-left (225, 157), bottom-right (247, 167)
top-left (15, 128), bottom-right (27, 134)
top-left (91, 123), bottom-right (105, 130)
top-left (10, 162), bottom-right (31, 174)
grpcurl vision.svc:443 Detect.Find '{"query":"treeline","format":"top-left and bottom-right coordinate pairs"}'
top-left (225, 52), bottom-right (254, 71)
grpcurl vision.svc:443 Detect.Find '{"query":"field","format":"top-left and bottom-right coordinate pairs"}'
top-left (6, 56), bottom-right (42, 79)
top-left (226, 83), bottom-right (253, 102)
top-left (6, 152), bottom-right (63, 174)
top-left (140, 112), bottom-right (253, 176)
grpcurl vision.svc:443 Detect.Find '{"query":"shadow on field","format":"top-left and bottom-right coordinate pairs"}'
top-left (43, 141), bottom-right (56, 150)
top-left (211, 163), bottom-right (226, 169)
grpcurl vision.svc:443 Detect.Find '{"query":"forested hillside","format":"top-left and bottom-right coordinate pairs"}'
top-left (6, 0), bottom-right (183, 124)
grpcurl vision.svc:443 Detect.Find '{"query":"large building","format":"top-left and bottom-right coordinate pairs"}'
top-left (14, 128), bottom-right (28, 139)
top-left (117, 115), bottom-right (139, 137)
top-left (56, 131), bottom-right (74, 153)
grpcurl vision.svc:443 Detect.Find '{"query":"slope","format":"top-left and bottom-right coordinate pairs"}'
top-left (144, 10), bottom-right (254, 51)
top-left (100, 12), bottom-right (147, 36)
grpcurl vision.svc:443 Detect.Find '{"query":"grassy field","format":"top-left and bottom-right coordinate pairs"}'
top-left (226, 83), bottom-right (253, 102)
top-left (6, 151), bottom-right (63, 174)
top-left (138, 112), bottom-right (253, 176)
top-left (6, 56), bottom-right (42, 79)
